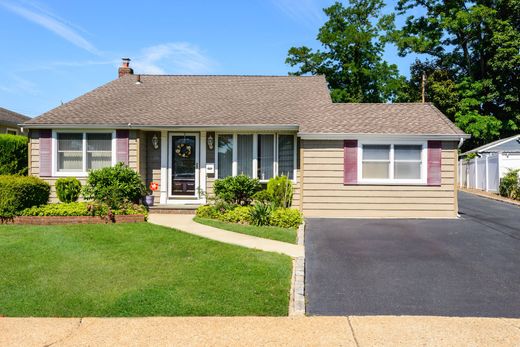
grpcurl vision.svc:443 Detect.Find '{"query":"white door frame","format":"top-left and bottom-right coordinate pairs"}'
top-left (167, 132), bottom-right (201, 204)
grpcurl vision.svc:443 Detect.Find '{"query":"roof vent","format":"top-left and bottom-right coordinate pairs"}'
top-left (135, 74), bottom-right (142, 85)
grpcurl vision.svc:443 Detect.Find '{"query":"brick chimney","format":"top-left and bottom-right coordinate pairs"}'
top-left (118, 58), bottom-right (134, 78)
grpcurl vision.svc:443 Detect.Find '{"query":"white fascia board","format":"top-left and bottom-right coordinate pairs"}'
top-left (297, 132), bottom-right (471, 141)
top-left (23, 124), bottom-right (300, 132)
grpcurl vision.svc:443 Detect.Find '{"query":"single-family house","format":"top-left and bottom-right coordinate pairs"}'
top-left (459, 134), bottom-right (520, 192)
top-left (23, 59), bottom-right (469, 218)
top-left (0, 107), bottom-right (30, 135)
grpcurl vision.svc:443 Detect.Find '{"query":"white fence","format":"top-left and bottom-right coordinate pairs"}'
top-left (459, 154), bottom-right (500, 192)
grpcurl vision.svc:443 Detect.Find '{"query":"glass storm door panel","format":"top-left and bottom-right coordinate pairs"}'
top-left (172, 135), bottom-right (196, 196)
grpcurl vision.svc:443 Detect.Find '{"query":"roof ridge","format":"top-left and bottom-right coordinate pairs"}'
top-left (128, 74), bottom-right (324, 78)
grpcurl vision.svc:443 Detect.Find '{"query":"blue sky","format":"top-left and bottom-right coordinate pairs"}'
top-left (0, 0), bottom-right (419, 117)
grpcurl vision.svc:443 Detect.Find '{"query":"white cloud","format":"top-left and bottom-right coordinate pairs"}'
top-left (272, 0), bottom-right (325, 26)
top-left (0, 1), bottom-right (100, 55)
top-left (132, 43), bottom-right (216, 75)
top-left (0, 75), bottom-right (39, 94)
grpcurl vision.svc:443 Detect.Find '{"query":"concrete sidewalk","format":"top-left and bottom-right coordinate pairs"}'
top-left (1, 316), bottom-right (519, 346)
top-left (148, 214), bottom-right (304, 258)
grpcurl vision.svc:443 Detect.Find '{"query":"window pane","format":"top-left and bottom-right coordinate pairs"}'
top-left (278, 135), bottom-right (294, 179)
top-left (395, 145), bottom-right (422, 161)
top-left (237, 135), bottom-right (253, 177)
top-left (87, 133), bottom-right (112, 151)
top-left (58, 133), bottom-right (82, 151)
top-left (258, 134), bottom-right (274, 180)
top-left (395, 162), bottom-right (421, 179)
top-left (363, 145), bottom-right (390, 160)
top-left (58, 152), bottom-right (83, 171)
top-left (362, 162), bottom-right (389, 179)
top-left (218, 134), bottom-right (233, 178)
top-left (87, 152), bottom-right (112, 170)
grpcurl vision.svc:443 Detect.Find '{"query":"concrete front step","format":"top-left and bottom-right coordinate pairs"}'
top-left (148, 205), bottom-right (199, 214)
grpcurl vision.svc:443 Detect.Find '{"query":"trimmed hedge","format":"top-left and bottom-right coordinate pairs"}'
top-left (21, 202), bottom-right (147, 217)
top-left (213, 175), bottom-right (261, 206)
top-left (0, 134), bottom-right (28, 175)
top-left (56, 177), bottom-right (82, 203)
top-left (0, 175), bottom-right (50, 218)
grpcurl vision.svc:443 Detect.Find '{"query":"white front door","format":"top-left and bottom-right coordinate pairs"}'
top-left (168, 133), bottom-right (200, 201)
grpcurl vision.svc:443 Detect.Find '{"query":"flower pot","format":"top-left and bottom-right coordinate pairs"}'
top-left (145, 195), bottom-right (154, 206)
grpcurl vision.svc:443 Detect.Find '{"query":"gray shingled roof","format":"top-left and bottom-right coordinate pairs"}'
top-left (0, 107), bottom-right (30, 126)
top-left (24, 74), bottom-right (466, 136)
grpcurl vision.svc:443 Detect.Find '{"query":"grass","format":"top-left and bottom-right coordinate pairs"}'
top-left (0, 223), bottom-right (292, 317)
top-left (193, 217), bottom-right (298, 244)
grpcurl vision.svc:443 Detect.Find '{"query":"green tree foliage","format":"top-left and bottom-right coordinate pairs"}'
top-left (0, 134), bottom-right (28, 175)
top-left (389, 0), bottom-right (520, 147)
top-left (286, 0), bottom-right (407, 102)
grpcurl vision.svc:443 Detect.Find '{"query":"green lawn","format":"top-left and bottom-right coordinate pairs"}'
top-left (193, 217), bottom-right (298, 244)
top-left (0, 223), bottom-right (292, 317)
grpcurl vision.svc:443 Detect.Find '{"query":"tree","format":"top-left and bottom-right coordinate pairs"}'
top-left (389, 0), bottom-right (520, 147)
top-left (286, 0), bottom-right (407, 103)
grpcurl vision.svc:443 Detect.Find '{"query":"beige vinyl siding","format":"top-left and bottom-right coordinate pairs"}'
top-left (29, 130), bottom-right (39, 176)
top-left (301, 140), bottom-right (458, 218)
top-left (128, 130), bottom-right (138, 171)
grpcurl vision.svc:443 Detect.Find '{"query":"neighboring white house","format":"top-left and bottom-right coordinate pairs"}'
top-left (459, 135), bottom-right (520, 192)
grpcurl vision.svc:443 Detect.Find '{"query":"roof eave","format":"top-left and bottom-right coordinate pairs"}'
top-left (297, 132), bottom-right (471, 141)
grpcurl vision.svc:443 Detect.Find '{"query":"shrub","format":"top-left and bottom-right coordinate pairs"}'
top-left (0, 175), bottom-right (50, 218)
top-left (82, 163), bottom-right (146, 208)
top-left (252, 189), bottom-right (272, 204)
top-left (250, 203), bottom-right (272, 226)
top-left (21, 202), bottom-right (147, 217)
top-left (266, 176), bottom-right (293, 208)
top-left (499, 169), bottom-right (520, 199)
top-left (55, 177), bottom-right (82, 203)
top-left (270, 208), bottom-right (303, 229)
top-left (196, 205), bottom-right (218, 219)
top-left (213, 175), bottom-right (261, 206)
top-left (220, 206), bottom-right (252, 224)
top-left (0, 134), bottom-right (28, 175)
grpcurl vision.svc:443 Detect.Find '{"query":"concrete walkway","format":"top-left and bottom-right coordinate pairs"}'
top-left (148, 214), bottom-right (304, 258)
top-left (2, 316), bottom-right (519, 346)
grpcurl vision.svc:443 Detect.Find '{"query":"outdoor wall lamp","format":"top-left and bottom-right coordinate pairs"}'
top-left (152, 133), bottom-right (159, 150)
top-left (207, 134), bottom-right (214, 150)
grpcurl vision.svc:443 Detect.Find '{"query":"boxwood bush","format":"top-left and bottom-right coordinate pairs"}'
top-left (0, 175), bottom-right (50, 218)
top-left (82, 163), bottom-right (146, 208)
top-left (213, 175), bottom-right (261, 206)
top-left (270, 208), bottom-right (303, 229)
top-left (0, 134), bottom-right (28, 175)
top-left (55, 177), bottom-right (82, 203)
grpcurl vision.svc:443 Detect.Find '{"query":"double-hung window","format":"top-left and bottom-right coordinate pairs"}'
top-left (360, 142), bottom-right (425, 184)
top-left (216, 133), bottom-right (296, 182)
top-left (55, 131), bottom-right (114, 175)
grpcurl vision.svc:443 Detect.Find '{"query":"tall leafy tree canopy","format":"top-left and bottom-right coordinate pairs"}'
top-left (287, 0), bottom-right (520, 149)
top-left (286, 0), bottom-right (407, 103)
top-left (389, 0), bottom-right (520, 147)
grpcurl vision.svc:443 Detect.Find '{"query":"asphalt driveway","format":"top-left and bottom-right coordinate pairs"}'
top-left (305, 191), bottom-right (520, 317)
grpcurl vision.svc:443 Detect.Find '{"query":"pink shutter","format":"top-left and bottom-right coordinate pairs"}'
top-left (427, 140), bottom-right (442, 186)
top-left (39, 129), bottom-right (52, 177)
top-left (116, 130), bottom-right (129, 165)
top-left (343, 140), bottom-right (358, 185)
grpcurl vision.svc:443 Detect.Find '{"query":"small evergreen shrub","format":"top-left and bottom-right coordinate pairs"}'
top-left (213, 175), bottom-right (261, 206)
top-left (55, 177), bottom-right (82, 203)
top-left (82, 163), bottom-right (146, 208)
top-left (196, 205), bottom-right (218, 219)
top-left (252, 189), bottom-right (272, 204)
top-left (499, 169), bottom-right (520, 200)
top-left (250, 203), bottom-right (272, 226)
top-left (0, 175), bottom-right (50, 218)
top-left (0, 134), bottom-right (28, 175)
top-left (266, 176), bottom-right (293, 208)
top-left (270, 208), bottom-right (303, 229)
top-left (220, 206), bottom-right (252, 224)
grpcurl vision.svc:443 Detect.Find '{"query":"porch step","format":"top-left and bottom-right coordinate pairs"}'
top-left (148, 205), bottom-right (199, 214)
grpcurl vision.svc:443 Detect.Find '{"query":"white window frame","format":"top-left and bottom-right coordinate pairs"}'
top-left (52, 130), bottom-right (116, 177)
top-left (214, 132), bottom-right (297, 183)
top-left (358, 140), bottom-right (427, 185)
top-left (6, 128), bottom-right (18, 135)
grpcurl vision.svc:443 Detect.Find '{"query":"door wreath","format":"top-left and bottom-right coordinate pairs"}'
top-left (175, 143), bottom-right (192, 158)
